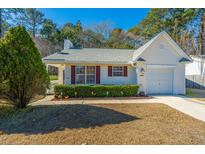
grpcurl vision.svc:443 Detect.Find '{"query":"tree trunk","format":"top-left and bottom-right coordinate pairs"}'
top-left (32, 12), bottom-right (36, 37)
top-left (14, 95), bottom-right (28, 108)
top-left (199, 14), bottom-right (205, 55)
top-left (33, 24), bottom-right (35, 37)
top-left (19, 98), bottom-right (27, 108)
top-left (21, 101), bottom-right (27, 108)
top-left (0, 9), bottom-right (2, 38)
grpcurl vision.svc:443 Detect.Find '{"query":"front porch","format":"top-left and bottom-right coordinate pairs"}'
top-left (46, 63), bottom-right (65, 85)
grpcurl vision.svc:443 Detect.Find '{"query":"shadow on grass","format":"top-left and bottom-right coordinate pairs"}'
top-left (0, 104), bottom-right (138, 135)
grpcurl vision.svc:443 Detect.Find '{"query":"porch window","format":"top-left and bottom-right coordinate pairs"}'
top-left (76, 66), bottom-right (96, 84)
top-left (112, 66), bottom-right (124, 76)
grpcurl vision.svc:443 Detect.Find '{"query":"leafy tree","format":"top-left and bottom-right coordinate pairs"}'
top-left (192, 9), bottom-right (205, 55)
top-left (128, 26), bottom-right (141, 36)
top-left (0, 38), bottom-right (9, 92)
top-left (82, 29), bottom-right (104, 48)
top-left (24, 8), bottom-right (44, 37)
top-left (0, 9), bottom-right (2, 38)
top-left (40, 19), bottom-right (57, 41)
top-left (105, 39), bottom-right (133, 49)
top-left (128, 8), bottom-right (198, 54)
top-left (135, 9), bottom-right (169, 39)
top-left (0, 8), bottom-right (24, 38)
top-left (0, 26), bottom-right (49, 108)
top-left (61, 20), bottom-right (83, 48)
top-left (52, 29), bottom-right (64, 45)
top-left (178, 30), bottom-right (197, 55)
top-left (131, 9), bottom-right (196, 40)
top-left (91, 20), bottom-right (113, 39)
top-left (165, 9), bottom-right (196, 42)
top-left (105, 28), bottom-right (134, 49)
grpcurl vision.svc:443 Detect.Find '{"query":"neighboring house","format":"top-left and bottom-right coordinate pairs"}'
top-left (186, 55), bottom-right (205, 76)
top-left (43, 31), bottom-right (192, 95)
top-left (185, 55), bottom-right (205, 89)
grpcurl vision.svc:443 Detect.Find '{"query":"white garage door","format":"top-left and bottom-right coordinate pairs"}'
top-left (146, 68), bottom-right (173, 94)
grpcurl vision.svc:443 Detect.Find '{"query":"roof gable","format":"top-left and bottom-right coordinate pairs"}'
top-left (132, 31), bottom-right (192, 62)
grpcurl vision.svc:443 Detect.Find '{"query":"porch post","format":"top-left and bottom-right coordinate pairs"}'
top-left (58, 64), bottom-right (65, 84)
top-left (46, 64), bottom-right (49, 72)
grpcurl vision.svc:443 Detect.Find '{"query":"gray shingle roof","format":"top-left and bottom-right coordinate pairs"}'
top-left (43, 48), bottom-right (135, 64)
top-left (43, 31), bottom-right (192, 65)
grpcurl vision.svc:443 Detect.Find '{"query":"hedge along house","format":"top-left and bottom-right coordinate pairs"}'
top-left (43, 31), bottom-right (192, 95)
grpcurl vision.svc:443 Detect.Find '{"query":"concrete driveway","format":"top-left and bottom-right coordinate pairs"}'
top-left (150, 96), bottom-right (205, 122)
top-left (34, 95), bottom-right (205, 122)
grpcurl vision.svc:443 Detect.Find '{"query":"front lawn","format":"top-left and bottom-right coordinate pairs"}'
top-left (49, 75), bottom-right (58, 81)
top-left (0, 103), bottom-right (205, 144)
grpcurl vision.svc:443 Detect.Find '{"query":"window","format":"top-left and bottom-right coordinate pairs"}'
top-left (112, 66), bottom-right (124, 76)
top-left (86, 66), bottom-right (96, 84)
top-left (75, 66), bottom-right (96, 84)
top-left (76, 66), bottom-right (85, 84)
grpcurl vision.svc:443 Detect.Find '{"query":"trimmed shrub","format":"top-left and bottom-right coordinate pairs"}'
top-left (54, 85), bottom-right (75, 98)
top-left (54, 84), bottom-right (139, 98)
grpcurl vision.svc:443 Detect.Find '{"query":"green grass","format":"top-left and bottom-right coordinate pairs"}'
top-left (186, 89), bottom-right (196, 97)
top-left (49, 75), bottom-right (58, 81)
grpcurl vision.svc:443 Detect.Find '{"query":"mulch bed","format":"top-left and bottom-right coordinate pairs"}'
top-left (51, 96), bottom-right (152, 101)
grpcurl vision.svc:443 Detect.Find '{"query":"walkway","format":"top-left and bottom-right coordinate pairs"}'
top-left (33, 95), bottom-right (205, 122)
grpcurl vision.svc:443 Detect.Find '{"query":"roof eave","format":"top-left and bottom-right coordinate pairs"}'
top-left (42, 59), bottom-right (131, 65)
top-left (179, 57), bottom-right (193, 63)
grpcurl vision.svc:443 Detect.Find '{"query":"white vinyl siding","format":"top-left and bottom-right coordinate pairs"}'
top-left (101, 66), bottom-right (137, 84)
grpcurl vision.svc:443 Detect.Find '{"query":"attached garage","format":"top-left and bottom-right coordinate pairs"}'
top-left (146, 67), bottom-right (174, 94)
top-left (133, 32), bottom-right (192, 95)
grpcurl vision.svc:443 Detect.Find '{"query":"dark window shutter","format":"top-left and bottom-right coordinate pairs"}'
top-left (124, 66), bottom-right (128, 77)
top-left (71, 65), bottom-right (75, 84)
top-left (96, 66), bottom-right (100, 84)
top-left (108, 66), bottom-right (112, 77)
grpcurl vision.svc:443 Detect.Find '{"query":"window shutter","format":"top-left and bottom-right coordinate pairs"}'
top-left (71, 65), bottom-right (75, 84)
top-left (108, 66), bottom-right (112, 77)
top-left (124, 66), bottom-right (128, 77)
top-left (96, 66), bottom-right (100, 84)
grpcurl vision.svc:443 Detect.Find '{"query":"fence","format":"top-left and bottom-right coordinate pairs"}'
top-left (186, 75), bottom-right (205, 89)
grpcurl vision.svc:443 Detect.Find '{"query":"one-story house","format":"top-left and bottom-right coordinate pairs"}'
top-left (43, 31), bottom-right (192, 95)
